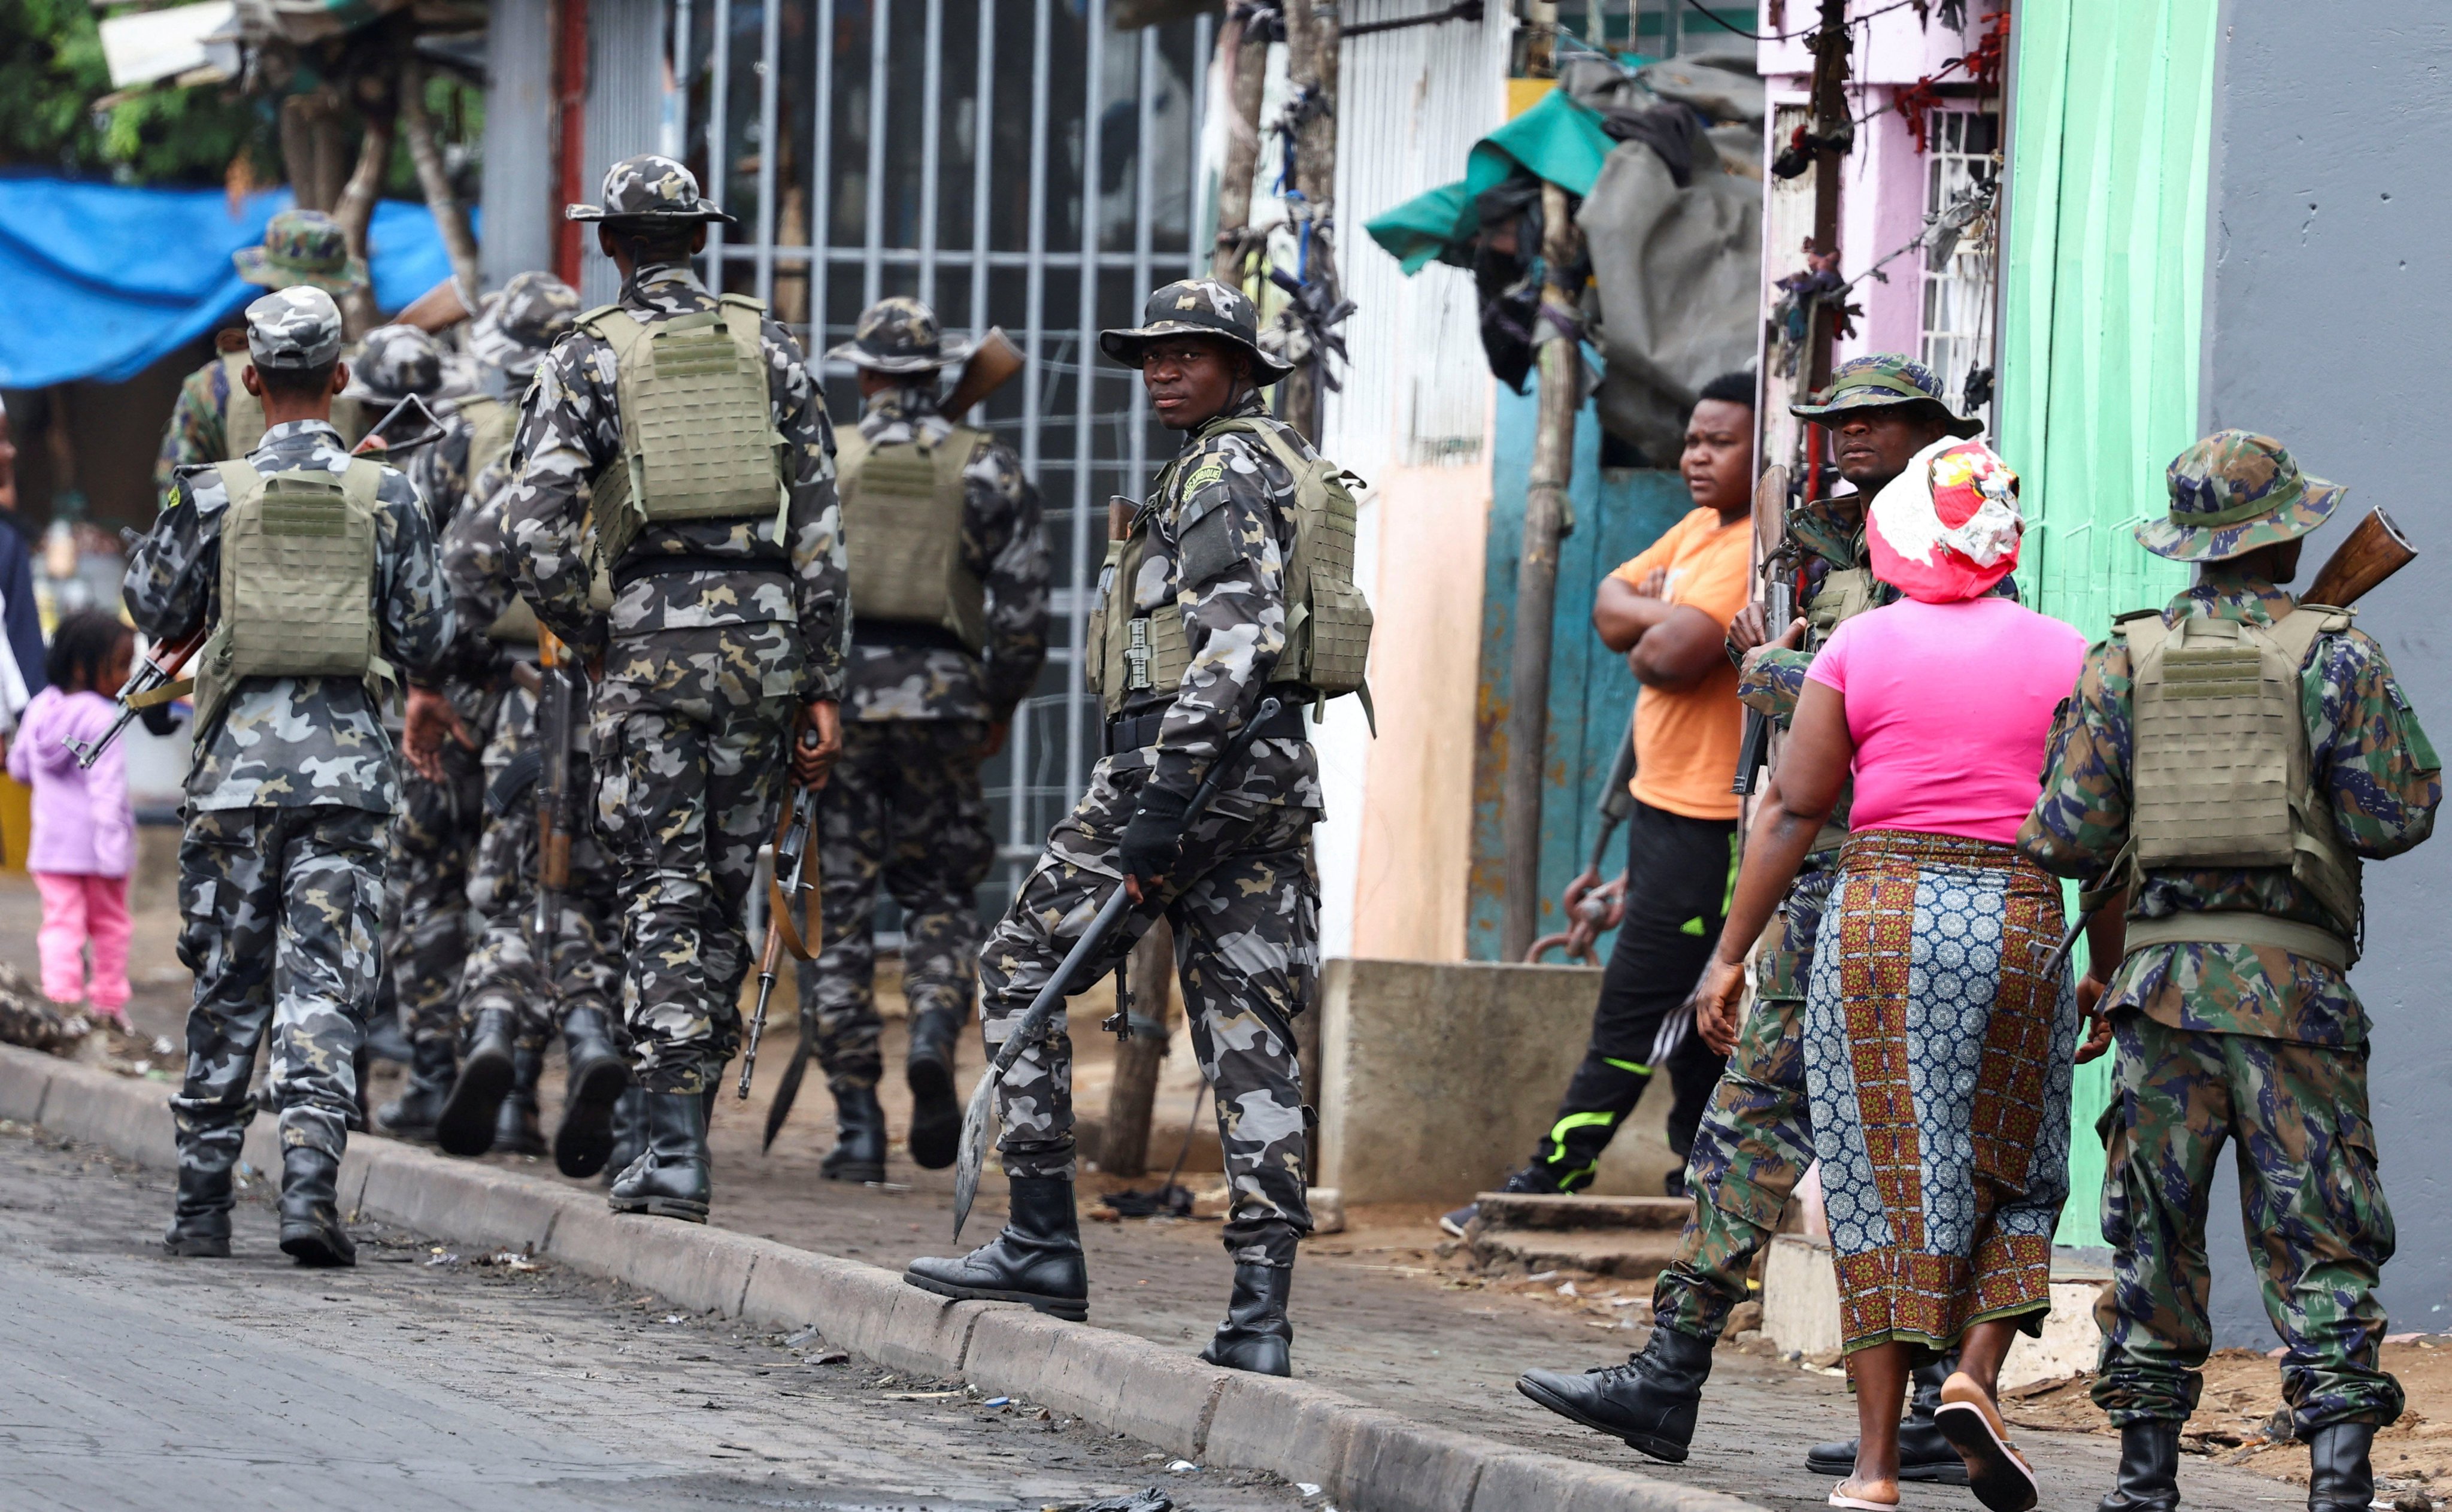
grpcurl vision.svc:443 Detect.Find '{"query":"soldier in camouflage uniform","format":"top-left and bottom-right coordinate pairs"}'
top-left (503, 155), bottom-right (847, 1223)
top-left (790, 295), bottom-right (1048, 1180)
top-left (130, 286), bottom-right (453, 1266)
top-left (907, 280), bottom-right (1332, 1379)
top-left (2020, 432), bottom-right (2439, 1512)
top-left (1519, 356), bottom-right (1981, 1475)
top-left (155, 211), bottom-right (369, 492)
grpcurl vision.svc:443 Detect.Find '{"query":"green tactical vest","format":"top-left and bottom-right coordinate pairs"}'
top-left (216, 350), bottom-right (370, 463)
top-left (1084, 414), bottom-right (1374, 719)
top-left (2120, 605), bottom-right (2363, 966)
top-left (458, 393), bottom-right (520, 483)
top-left (836, 426), bottom-right (987, 653)
top-left (1805, 563), bottom-right (1878, 639)
top-left (191, 459), bottom-right (393, 735)
top-left (577, 296), bottom-right (789, 571)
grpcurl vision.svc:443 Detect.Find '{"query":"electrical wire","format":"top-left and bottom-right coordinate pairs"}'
top-left (1680, 0), bottom-right (1929, 45)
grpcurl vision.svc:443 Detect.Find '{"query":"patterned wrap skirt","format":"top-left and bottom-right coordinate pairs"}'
top-left (1804, 829), bottom-right (2078, 1353)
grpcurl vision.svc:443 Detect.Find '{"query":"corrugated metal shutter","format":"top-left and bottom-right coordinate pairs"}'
top-left (582, 0), bottom-right (672, 307)
top-left (480, 0), bottom-right (556, 287)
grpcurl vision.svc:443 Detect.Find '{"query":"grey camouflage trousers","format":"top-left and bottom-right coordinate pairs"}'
top-left (173, 804), bottom-right (385, 1168)
top-left (383, 748), bottom-right (484, 1049)
top-left (593, 637), bottom-right (797, 1096)
top-left (794, 719), bottom-right (995, 1087)
top-left (981, 755), bottom-right (1317, 1267)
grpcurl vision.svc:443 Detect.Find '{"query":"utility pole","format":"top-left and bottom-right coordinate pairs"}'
top-left (1501, 177), bottom-right (1582, 962)
top-left (1276, 0), bottom-right (1341, 445)
top-left (1210, 8), bottom-right (1273, 286)
top-left (1805, 0), bottom-right (1851, 396)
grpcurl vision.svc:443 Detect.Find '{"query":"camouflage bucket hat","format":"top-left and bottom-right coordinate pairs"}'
top-left (341, 324), bottom-right (445, 402)
top-left (1789, 353), bottom-right (1981, 437)
top-left (825, 295), bottom-right (974, 373)
top-left (233, 208), bottom-right (369, 296)
top-left (2136, 429), bottom-right (2345, 563)
top-left (245, 287), bottom-right (345, 371)
top-left (566, 153), bottom-right (738, 226)
top-left (1099, 278), bottom-right (1293, 382)
top-left (469, 271), bottom-right (582, 377)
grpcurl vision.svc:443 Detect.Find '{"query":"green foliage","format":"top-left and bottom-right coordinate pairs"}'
top-left (0, 0), bottom-right (275, 185)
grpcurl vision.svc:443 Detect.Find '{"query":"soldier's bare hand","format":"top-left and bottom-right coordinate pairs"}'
top-left (2074, 974), bottom-right (2114, 1063)
top-left (1727, 604), bottom-right (1769, 657)
top-left (793, 699), bottom-right (842, 790)
top-left (1690, 956), bottom-right (1747, 1055)
top-left (403, 686), bottom-right (474, 782)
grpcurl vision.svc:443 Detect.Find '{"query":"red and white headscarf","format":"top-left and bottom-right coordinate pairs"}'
top-left (1865, 436), bottom-right (2023, 604)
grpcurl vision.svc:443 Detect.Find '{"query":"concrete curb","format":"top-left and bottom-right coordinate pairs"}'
top-left (0, 1044), bottom-right (1765, 1512)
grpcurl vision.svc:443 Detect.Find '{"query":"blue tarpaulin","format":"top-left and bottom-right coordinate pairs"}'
top-left (0, 176), bottom-right (470, 389)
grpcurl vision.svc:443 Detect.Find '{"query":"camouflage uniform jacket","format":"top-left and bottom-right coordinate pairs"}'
top-left (502, 263), bottom-right (848, 700)
top-left (2017, 578), bottom-right (2441, 1047)
top-left (127, 419), bottom-right (454, 814)
top-left (844, 385), bottom-right (1049, 723)
top-left (407, 408), bottom-right (506, 724)
top-left (1128, 393), bottom-right (1321, 813)
top-left (154, 348), bottom-right (242, 495)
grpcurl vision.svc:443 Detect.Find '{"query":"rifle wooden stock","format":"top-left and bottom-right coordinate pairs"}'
top-left (942, 328), bottom-right (1025, 419)
top-left (2304, 508), bottom-right (2415, 610)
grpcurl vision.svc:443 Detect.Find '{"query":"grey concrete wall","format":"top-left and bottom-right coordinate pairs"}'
top-left (2199, 1), bottom-right (2452, 1343)
top-left (480, 0), bottom-right (556, 290)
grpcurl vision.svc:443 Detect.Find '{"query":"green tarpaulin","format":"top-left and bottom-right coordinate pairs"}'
top-left (1363, 87), bottom-right (1619, 274)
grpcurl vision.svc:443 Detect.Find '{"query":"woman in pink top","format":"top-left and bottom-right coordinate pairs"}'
top-left (1689, 441), bottom-right (2102, 1512)
top-left (7, 611), bottom-right (138, 1028)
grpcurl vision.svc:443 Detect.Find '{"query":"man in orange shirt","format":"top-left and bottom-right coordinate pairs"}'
top-left (1445, 371), bottom-right (1756, 1233)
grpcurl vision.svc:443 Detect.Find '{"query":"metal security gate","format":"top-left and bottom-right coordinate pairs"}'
top-left (672, 0), bottom-right (1216, 901)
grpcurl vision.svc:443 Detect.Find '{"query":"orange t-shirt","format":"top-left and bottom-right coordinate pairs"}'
top-left (1610, 506), bottom-right (1753, 821)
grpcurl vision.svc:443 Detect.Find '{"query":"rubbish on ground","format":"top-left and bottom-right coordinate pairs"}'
top-left (1098, 1183), bottom-right (1193, 1219)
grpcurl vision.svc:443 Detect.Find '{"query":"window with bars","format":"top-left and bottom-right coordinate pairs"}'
top-left (1918, 105), bottom-right (2001, 424)
top-left (670, 0), bottom-right (1216, 907)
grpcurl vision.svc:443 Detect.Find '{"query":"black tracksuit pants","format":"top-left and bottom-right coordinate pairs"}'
top-left (1529, 798), bottom-right (1736, 1190)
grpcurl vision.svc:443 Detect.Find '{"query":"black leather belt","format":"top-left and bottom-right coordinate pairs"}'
top-left (1105, 699), bottom-right (1307, 756)
top-left (611, 552), bottom-right (791, 589)
top-left (850, 620), bottom-right (972, 655)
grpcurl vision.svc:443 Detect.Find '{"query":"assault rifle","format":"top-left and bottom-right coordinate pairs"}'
top-left (530, 628), bottom-right (583, 952)
top-left (1730, 463), bottom-right (1795, 796)
top-left (2038, 505), bottom-right (2417, 981)
top-left (739, 730), bottom-right (824, 1122)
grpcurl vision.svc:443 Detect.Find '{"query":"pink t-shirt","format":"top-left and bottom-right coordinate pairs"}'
top-left (1804, 596), bottom-right (2087, 844)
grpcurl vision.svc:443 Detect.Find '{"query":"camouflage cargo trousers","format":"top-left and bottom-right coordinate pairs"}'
top-left (383, 746), bottom-right (485, 1049)
top-left (172, 804), bottom-right (386, 1169)
top-left (593, 644), bottom-right (797, 1096)
top-left (793, 719), bottom-right (995, 1087)
top-left (981, 755), bottom-right (1318, 1268)
top-left (457, 685), bottom-right (621, 1048)
top-left (1650, 859), bottom-right (1833, 1341)
top-left (2092, 1011), bottom-right (2402, 1432)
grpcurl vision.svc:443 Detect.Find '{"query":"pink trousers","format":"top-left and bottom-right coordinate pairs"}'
top-left (33, 871), bottom-right (132, 1017)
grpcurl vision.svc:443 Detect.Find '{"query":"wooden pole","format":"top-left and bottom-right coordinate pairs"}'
top-left (399, 60), bottom-right (481, 298)
top-left (1501, 180), bottom-right (1581, 961)
top-left (1096, 920), bottom-right (1177, 1177)
top-left (1210, 16), bottom-right (1271, 286)
top-left (1276, 0), bottom-right (1341, 445)
top-left (1805, 0), bottom-right (1850, 395)
top-left (331, 74), bottom-right (397, 337)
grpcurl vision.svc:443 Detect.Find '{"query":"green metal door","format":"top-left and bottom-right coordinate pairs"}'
top-left (1998, 0), bottom-right (2221, 1246)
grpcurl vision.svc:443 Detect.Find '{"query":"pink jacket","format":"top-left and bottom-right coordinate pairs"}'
top-left (7, 687), bottom-right (134, 878)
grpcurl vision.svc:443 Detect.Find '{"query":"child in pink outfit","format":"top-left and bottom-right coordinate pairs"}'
top-left (8, 613), bottom-right (138, 1027)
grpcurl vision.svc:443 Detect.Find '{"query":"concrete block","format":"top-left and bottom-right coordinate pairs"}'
top-left (543, 1203), bottom-right (763, 1316)
top-left (850, 1284), bottom-right (1006, 1377)
top-left (736, 1244), bottom-right (899, 1333)
top-left (1332, 1410), bottom-right (1489, 1512)
top-left (38, 1061), bottom-right (173, 1168)
top-left (358, 1154), bottom-right (569, 1256)
top-left (965, 1308), bottom-right (1226, 1458)
top-left (1316, 959), bottom-right (1677, 1205)
top-left (1472, 1451), bottom-right (1765, 1512)
top-left (1202, 1374), bottom-right (1368, 1488)
top-left (1762, 1232), bottom-right (1840, 1358)
top-left (2001, 1280), bottom-right (2107, 1387)
top-left (0, 1046), bottom-right (56, 1122)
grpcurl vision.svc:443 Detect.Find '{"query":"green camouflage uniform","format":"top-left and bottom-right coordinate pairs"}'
top-left (126, 288), bottom-right (452, 1184)
top-left (154, 210), bottom-right (369, 493)
top-left (2018, 434), bottom-right (2441, 1435)
top-left (504, 159), bottom-right (847, 1098)
top-left (796, 297), bottom-right (1049, 1092)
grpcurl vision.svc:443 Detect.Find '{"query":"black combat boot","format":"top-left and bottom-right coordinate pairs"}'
top-left (821, 1080), bottom-right (888, 1184)
top-left (904, 1005), bottom-right (965, 1171)
top-left (377, 1035), bottom-right (456, 1143)
top-left (2305, 1422), bottom-right (2377, 1512)
top-left (904, 1174), bottom-right (1089, 1320)
top-left (1808, 1353), bottom-right (1972, 1484)
top-left (162, 1159), bottom-right (235, 1258)
top-left (553, 1005), bottom-right (632, 1177)
top-left (2095, 1419), bottom-right (2181, 1512)
top-left (1517, 1322), bottom-right (1714, 1463)
top-left (277, 1147), bottom-right (356, 1267)
top-left (607, 1090), bottom-right (712, 1221)
top-left (363, 1010), bottom-right (414, 1066)
top-left (492, 1044), bottom-right (548, 1158)
top-left (435, 1004), bottom-right (517, 1157)
top-left (603, 1084), bottom-right (650, 1186)
top-left (1198, 1263), bottom-right (1295, 1376)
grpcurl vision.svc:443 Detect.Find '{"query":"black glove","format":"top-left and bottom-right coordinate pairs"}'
top-left (1117, 783), bottom-right (1193, 889)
